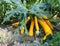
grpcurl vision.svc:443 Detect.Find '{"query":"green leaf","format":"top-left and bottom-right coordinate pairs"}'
top-left (50, 19), bottom-right (60, 23)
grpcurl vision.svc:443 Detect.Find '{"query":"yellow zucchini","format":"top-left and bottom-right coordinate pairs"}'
top-left (21, 27), bottom-right (24, 34)
top-left (12, 22), bottom-right (19, 26)
top-left (42, 15), bottom-right (54, 30)
top-left (29, 20), bottom-right (34, 36)
top-left (12, 16), bottom-right (30, 26)
top-left (20, 16), bottom-right (31, 34)
top-left (38, 19), bottom-right (53, 40)
top-left (34, 16), bottom-right (39, 35)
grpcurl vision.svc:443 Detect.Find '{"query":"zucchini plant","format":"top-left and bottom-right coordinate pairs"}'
top-left (1, 0), bottom-right (60, 41)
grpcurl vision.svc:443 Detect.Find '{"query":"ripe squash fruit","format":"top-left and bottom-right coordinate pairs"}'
top-left (38, 19), bottom-right (53, 40)
top-left (34, 16), bottom-right (40, 35)
top-left (20, 16), bottom-right (31, 35)
top-left (42, 14), bottom-right (54, 30)
top-left (29, 20), bottom-right (34, 36)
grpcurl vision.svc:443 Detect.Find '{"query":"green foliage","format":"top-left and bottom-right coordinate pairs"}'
top-left (47, 32), bottom-right (60, 46)
top-left (0, 0), bottom-right (60, 31)
top-left (0, 0), bottom-right (12, 23)
top-left (0, 0), bottom-right (60, 36)
top-left (1, 0), bottom-right (50, 24)
top-left (0, 0), bottom-right (60, 23)
top-left (0, 0), bottom-right (60, 46)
